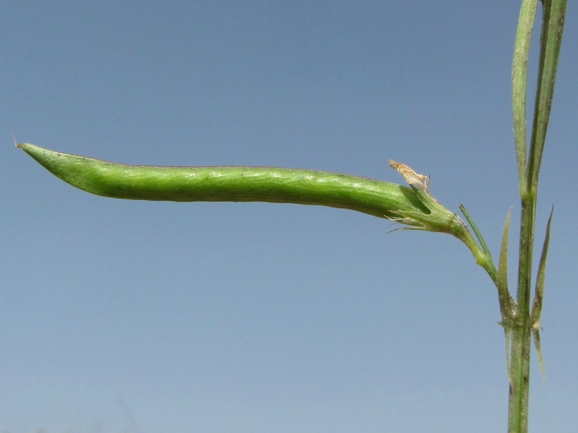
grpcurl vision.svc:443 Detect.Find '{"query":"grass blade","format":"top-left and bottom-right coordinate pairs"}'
top-left (512, 0), bottom-right (539, 192)
top-left (527, 0), bottom-right (568, 191)
top-left (498, 209), bottom-right (517, 320)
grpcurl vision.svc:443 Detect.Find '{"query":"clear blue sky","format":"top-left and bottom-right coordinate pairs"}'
top-left (2, 2), bottom-right (577, 432)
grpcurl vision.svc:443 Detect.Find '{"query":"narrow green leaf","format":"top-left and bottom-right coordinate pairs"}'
top-left (497, 209), bottom-right (517, 321)
top-left (527, 208), bottom-right (553, 381)
top-left (527, 0), bottom-right (568, 191)
top-left (458, 203), bottom-right (498, 284)
top-left (497, 209), bottom-right (516, 385)
top-left (530, 207), bottom-right (553, 324)
top-left (459, 204), bottom-right (494, 263)
top-left (512, 0), bottom-right (539, 193)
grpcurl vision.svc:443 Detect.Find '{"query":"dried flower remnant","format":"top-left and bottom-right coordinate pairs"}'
top-left (388, 160), bottom-right (430, 191)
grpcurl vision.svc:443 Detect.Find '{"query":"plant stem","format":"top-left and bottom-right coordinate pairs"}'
top-left (508, 194), bottom-right (535, 433)
top-left (507, 0), bottom-right (566, 430)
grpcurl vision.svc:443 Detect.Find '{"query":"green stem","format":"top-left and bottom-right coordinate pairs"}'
top-left (508, 0), bottom-right (566, 431)
top-left (508, 194), bottom-right (535, 433)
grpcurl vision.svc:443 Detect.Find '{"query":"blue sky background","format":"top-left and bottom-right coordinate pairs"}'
top-left (1, 2), bottom-right (577, 432)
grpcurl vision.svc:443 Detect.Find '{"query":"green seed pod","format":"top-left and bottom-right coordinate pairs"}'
top-left (17, 143), bottom-right (472, 239)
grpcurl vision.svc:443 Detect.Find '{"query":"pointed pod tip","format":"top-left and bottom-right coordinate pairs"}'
top-left (16, 142), bottom-right (37, 151)
top-left (16, 142), bottom-right (31, 150)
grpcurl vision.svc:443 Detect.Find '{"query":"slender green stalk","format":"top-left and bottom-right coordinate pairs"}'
top-left (508, 1), bottom-right (566, 432)
top-left (508, 196), bottom-right (535, 433)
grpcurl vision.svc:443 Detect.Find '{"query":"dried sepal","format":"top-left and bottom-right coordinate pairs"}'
top-left (389, 160), bottom-right (430, 192)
